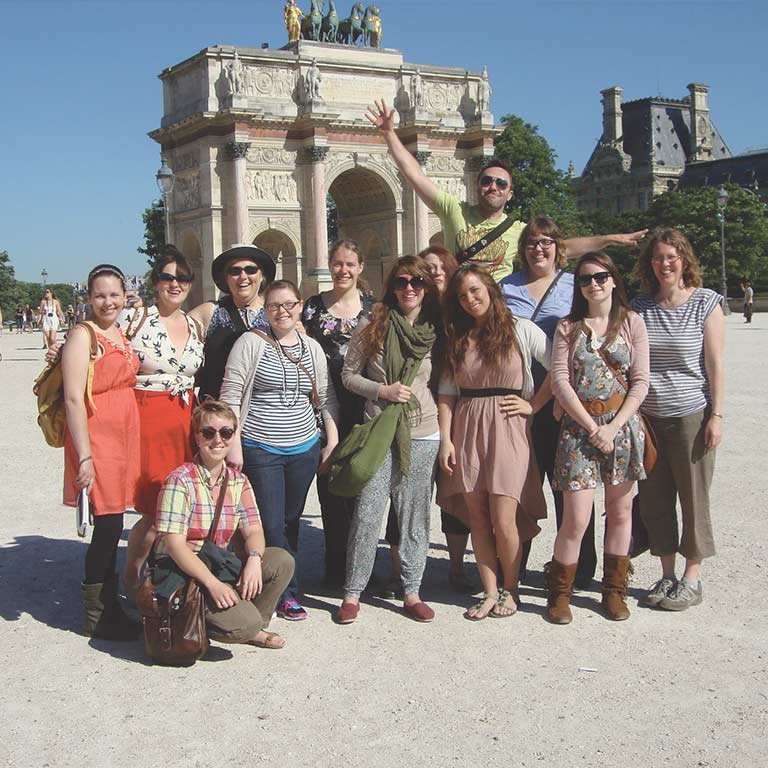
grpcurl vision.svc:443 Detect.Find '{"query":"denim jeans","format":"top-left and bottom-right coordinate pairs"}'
top-left (242, 440), bottom-right (321, 602)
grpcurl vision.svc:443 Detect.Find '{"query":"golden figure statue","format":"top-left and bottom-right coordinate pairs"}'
top-left (284, 0), bottom-right (303, 43)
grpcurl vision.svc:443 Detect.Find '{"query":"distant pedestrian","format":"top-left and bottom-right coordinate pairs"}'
top-left (15, 304), bottom-right (25, 333)
top-left (741, 280), bottom-right (754, 323)
top-left (38, 288), bottom-right (65, 350)
top-left (66, 304), bottom-right (76, 329)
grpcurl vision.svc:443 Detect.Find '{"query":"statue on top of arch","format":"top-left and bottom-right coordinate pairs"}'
top-left (284, 1), bottom-right (383, 48)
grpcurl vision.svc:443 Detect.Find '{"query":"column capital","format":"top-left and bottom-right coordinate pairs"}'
top-left (305, 146), bottom-right (330, 163)
top-left (413, 151), bottom-right (432, 166)
top-left (225, 141), bottom-right (250, 160)
top-left (464, 155), bottom-right (489, 173)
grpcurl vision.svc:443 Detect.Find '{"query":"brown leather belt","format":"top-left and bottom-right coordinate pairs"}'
top-left (580, 391), bottom-right (625, 416)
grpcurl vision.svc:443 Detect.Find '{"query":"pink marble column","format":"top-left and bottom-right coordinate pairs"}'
top-left (226, 141), bottom-right (250, 245)
top-left (308, 146), bottom-right (330, 274)
top-left (413, 151), bottom-right (431, 252)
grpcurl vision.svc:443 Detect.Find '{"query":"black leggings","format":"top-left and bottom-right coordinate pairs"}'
top-left (84, 514), bottom-right (124, 584)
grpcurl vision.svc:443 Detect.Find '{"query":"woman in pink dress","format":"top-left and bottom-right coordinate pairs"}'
top-left (438, 265), bottom-right (552, 620)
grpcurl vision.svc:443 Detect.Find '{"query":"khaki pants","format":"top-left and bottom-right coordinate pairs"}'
top-left (205, 547), bottom-right (294, 644)
top-left (638, 409), bottom-right (716, 561)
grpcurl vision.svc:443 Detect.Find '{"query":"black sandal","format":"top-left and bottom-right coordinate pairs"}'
top-left (463, 593), bottom-right (499, 622)
top-left (490, 589), bottom-right (517, 618)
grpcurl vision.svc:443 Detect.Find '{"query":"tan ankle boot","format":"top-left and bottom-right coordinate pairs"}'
top-left (544, 559), bottom-right (577, 624)
top-left (602, 554), bottom-right (632, 621)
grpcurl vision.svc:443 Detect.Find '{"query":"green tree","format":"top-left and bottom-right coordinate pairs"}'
top-left (493, 114), bottom-right (583, 235)
top-left (138, 199), bottom-right (166, 268)
top-left (0, 250), bottom-right (16, 320)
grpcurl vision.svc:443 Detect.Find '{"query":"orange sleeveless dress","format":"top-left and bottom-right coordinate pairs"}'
top-left (63, 330), bottom-right (141, 515)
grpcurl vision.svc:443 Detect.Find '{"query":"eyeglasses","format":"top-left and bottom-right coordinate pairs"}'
top-left (393, 276), bottom-right (426, 291)
top-left (198, 426), bottom-right (235, 441)
top-left (525, 238), bottom-right (556, 251)
top-left (157, 271), bottom-right (193, 284)
top-left (577, 271), bottom-right (612, 287)
top-left (651, 253), bottom-right (681, 265)
top-left (479, 175), bottom-right (510, 190)
top-left (227, 265), bottom-right (260, 277)
top-left (265, 300), bottom-right (301, 312)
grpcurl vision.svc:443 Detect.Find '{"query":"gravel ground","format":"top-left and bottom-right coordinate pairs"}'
top-left (1, 315), bottom-right (766, 768)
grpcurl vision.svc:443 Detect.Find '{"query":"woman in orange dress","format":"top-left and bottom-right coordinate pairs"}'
top-left (62, 264), bottom-right (141, 641)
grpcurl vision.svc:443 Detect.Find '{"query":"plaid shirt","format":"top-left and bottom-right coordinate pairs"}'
top-left (155, 461), bottom-right (260, 553)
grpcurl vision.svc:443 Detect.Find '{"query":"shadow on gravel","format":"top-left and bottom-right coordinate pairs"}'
top-left (0, 535), bottom-right (87, 634)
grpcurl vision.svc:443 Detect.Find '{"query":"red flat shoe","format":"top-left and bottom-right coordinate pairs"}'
top-left (403, 601), bottom-right (434, 623)
top-left (335, 601), bottom-right (360, 624)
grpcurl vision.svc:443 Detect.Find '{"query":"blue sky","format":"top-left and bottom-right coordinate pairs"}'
top-left (1, 0), bottom-right (764, 283)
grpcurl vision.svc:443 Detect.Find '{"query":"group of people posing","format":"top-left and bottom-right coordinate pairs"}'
top-left (58, 103), bottom-right (724, 652)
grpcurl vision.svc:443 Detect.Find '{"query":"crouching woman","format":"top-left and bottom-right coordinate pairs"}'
top-left (154, 400), bottom-right (295, 649)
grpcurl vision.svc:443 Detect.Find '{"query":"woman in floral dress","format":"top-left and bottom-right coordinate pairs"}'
top-left (546, 252), bottom-right (649, 625)
top-left (302, 239), bottom-right (373, 588)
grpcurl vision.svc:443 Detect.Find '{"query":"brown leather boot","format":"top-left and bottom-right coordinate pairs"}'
top-left (602, 554), bottom-right (632, 621)
top-left (544, 559), bottom-right (577, 624)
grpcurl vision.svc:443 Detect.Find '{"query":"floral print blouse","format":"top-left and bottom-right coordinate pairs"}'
top-left (128, 306), bottom-right (204, 399)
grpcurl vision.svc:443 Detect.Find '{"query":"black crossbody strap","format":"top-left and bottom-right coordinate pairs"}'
top-left (530, 269), bottom-right (566, 324)
top-left (455, 215), bottom-right (516, 266)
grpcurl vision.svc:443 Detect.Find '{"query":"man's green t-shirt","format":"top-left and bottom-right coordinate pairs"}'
top-left (434, 190), bottom-right (526, 281)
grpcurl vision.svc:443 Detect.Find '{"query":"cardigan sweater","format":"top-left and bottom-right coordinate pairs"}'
top-left (551, 311), bottom-right (650, 415)
top-left (438, 316), bottom-right (551, 401)
top-left (220, 330), bottom-right (339, 430)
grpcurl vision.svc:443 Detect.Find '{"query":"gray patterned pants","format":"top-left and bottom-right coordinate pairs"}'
top-left (344, 440), bottom-right (438, 598)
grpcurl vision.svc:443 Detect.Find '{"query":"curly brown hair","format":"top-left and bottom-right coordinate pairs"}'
top-left (635, 227), bottom-right (703, 293)
top-left (443, 263), bottom-right (520, 373)
top-left (516, 216), bottom-right (568, 271)
top-left (359, 255), bottom-right (440, 359)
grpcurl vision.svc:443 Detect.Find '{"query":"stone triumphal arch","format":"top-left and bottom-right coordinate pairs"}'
top-left (150, 40), bottom-right (498, 297)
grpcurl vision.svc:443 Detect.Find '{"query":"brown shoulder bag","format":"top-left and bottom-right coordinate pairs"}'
top-left (137, 471), bottom-right (229, 666)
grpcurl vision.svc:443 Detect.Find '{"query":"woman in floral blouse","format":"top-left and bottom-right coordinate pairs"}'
top-left (302, 239), bottom-right (374, 588)
top-left (123, 246), bottom-right (205, 595)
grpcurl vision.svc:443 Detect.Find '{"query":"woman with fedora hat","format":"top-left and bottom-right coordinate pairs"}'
top-left (190, 245), bottom-right (277, 401)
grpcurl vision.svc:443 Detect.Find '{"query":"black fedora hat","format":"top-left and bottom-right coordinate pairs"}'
top-left (211, 245), bottom-right (277, 293)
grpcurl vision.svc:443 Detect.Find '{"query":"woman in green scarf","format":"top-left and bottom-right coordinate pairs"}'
top-left (334, 256), bottom-right (441, 624)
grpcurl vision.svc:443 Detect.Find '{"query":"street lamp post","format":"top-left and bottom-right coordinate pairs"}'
top-left (41, 268), bottom-right (48, 289)
top-left (717, 186), bottom-right (731, 315)
top-left (156, 159), bottom-right (175, 246)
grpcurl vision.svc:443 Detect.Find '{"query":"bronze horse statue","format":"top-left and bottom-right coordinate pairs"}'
top-left (362, 4), bottom-right (381, 47)
top-left (301, 0), bottom-right (323, 41)
top-left (337, 2), bottom-right (365, 45)
top-left (321, 0), bottom-right (340, 42)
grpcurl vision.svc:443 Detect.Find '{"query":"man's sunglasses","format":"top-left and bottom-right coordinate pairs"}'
top-left (157, 271), bottom-right (193, 284)
top-left (227, 265), bottom-right (260, 277)
top-left (479, 175), bottom-right (510, 190)
top-left (198, 426), bottom-right (236, 441)
top-left (577, 271), bottom-right (612, 287)
top-left (393, 276), bottom-right (426, 291)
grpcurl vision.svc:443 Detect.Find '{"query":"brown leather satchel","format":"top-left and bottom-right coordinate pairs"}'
top-left (137, 472), bottom-right (229, 666)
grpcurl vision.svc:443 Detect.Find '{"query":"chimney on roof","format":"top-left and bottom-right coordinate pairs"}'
top-left (688, 83), bottom-right (713, 161)
top-left (600, 86), bottom-right (623, 145)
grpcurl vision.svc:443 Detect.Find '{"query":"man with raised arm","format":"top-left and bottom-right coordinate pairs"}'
top-left (365, 99), bottom-right (646, 281)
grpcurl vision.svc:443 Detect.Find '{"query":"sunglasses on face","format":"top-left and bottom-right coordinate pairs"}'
top-left (265, 300), bottom-right (301, 312)
top-left (393, 276), bottom-right (426, 291)
top-left (157, 271), bottom-right (193, 284)
top-left (577, 271), bottom-right (612, 287)
top-left (227, 265), bottom-right (260, 277)
top-left (525, 238), bottom-right (556, 251)
top-left (479, 175), bottom-right (510, 190)
top-left (198, 426), bottom-right (235, 441)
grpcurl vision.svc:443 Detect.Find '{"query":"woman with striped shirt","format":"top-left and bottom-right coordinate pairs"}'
top-left (632, 228), bottom-right (725, 612)
top-left (221, 280), bottom-right (339, 621)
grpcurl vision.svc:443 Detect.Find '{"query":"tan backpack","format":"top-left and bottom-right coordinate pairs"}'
top-left (33, 323), bottom-right (99, 448)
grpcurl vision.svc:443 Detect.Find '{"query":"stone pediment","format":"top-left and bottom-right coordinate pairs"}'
top-left (592, 142), bottom-right (632, 174)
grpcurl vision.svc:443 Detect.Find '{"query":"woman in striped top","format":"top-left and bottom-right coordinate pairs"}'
top-left (221, 280), bottom-right (339, 621)
top-left (632, 228), bottom-right (725, 612)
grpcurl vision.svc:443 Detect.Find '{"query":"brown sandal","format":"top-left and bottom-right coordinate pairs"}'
top-left (463, 593), bottom-right (499, 622)
top-left (490, 589), bottom-right (517, 618)
top-left (250, 631), bottom-right (285, 649)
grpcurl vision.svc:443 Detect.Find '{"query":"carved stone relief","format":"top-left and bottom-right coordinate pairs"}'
top-left (245, 66), bottom-right (297, 98)
top-left (435, 177), bottom-right (467, 201)
top-left (424, 81), bottom-right (465, 112)
top-left (174, 173), bottom-right (200, 210)
top-left (426, 155), bottom-right (465, 174)
top-left (247, 171), bottom-right (298, 203)
top-left (247, 146), bottom-right (297, 166)
top-left (174, 152), bottom-right (199, 172)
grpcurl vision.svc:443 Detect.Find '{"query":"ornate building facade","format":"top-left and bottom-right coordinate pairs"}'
top-left (576, 83), bottom-right (732, 214)
top-left (150, 41), bottom-right (499, 302)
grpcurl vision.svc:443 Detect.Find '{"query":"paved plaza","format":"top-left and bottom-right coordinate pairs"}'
top-left (1, 314), bottom-right (765, 767)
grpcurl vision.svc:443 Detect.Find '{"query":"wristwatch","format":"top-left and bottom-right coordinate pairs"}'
top-left (247, 551), bottom-right (264, 560)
